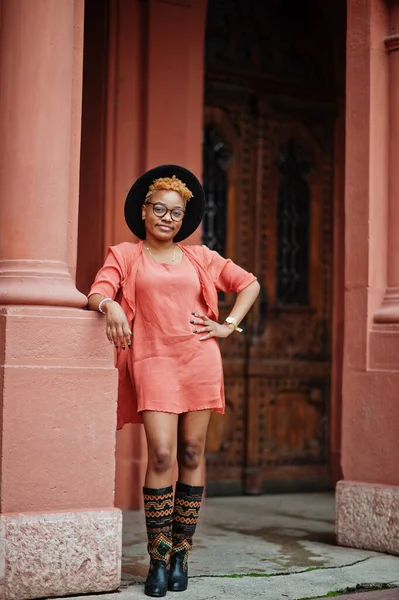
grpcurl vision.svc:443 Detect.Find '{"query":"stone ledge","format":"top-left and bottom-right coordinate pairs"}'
top-left (0, 508), bottom-right (122, 600)
top-left (336, 481), bottom-right (399, 555)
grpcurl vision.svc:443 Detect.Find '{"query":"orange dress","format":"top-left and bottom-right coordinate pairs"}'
top-left (89, 241), bottom-right (257, 428)
top-left (129, 251), bottom-right (223, 414)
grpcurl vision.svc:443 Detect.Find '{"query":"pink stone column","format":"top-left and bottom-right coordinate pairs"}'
top-left (374, 5), bottom-right (399, 323)
top-left (0, 0), bottom-right (86, 307)
top-left (145, 0), bottom-right (207, 246)
top-left (0, 2), bottom-right (121, 598)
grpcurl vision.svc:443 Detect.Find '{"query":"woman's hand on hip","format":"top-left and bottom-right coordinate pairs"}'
top-left (103, 301), bottom-right (132, 349)
top-left (190, 313), bottom-right (233, 341)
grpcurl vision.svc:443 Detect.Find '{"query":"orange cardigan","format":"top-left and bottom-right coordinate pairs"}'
top-left (89, 241), bottom-right (256, 428)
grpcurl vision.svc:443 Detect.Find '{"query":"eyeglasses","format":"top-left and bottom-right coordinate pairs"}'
top-left (145, 201), bottom-right (185, 222)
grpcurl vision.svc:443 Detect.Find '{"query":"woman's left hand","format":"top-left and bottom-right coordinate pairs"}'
top-left (190, 312), bottom-right (234, 341)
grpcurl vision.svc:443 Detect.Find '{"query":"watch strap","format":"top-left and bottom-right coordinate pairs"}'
top-left (224, 317), bottom-right (243, 333)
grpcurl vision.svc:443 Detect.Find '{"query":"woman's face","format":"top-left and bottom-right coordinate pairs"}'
top-left (142, 190), bottom-right (185, 242)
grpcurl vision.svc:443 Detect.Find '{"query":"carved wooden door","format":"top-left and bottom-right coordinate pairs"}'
top-left (203, 0), bottom-right (335, 495)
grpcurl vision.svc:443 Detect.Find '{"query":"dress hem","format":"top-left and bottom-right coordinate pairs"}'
top-left (138, 404), bottom-right (224, 416)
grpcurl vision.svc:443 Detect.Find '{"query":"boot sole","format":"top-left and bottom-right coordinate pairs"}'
top-left (168, 583), bottom-right (188, 592)
top-left (145, 589), bottom-right (167, 597)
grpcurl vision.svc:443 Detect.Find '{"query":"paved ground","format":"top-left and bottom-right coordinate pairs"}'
top-left (324, 593), bottom-right (399, 600)
top-left (72, 493), bottom-right (399, 600)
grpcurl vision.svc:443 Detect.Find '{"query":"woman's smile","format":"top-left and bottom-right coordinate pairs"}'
top-left (141, 189), bottom-right (185, 242)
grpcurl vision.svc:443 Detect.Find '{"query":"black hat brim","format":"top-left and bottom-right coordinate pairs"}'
top-left (124, 164), bottom-right (205, 242)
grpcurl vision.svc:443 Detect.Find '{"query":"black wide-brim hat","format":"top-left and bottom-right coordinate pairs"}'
top-left (124, 164), bottom-right (205, 242)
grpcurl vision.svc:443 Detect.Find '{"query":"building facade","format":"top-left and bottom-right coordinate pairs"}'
top-left (0, 0), bottom-right (397, 598)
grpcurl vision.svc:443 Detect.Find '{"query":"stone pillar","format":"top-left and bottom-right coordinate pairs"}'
top-left (336, 0), bottom-right (399, 556)
top-left (145, 0), bottom-right (207, 239)
top-left (0, 1), bottom-right (86, 307)
top-left (374, 4), bottom-right (399, 323)
top-left (0, 2), bottom-right (121, 599)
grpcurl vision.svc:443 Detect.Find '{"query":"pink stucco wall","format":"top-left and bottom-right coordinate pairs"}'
top-left (0, 307), bottom-right (117, 513)
top-left (342, 0), bottom-right (399, 486)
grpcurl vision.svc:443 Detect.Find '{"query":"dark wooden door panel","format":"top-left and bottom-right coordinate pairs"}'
top-left (203, 103), bottom-right (333, 495)
top-left (203, 0), bottom-right (336, 496)
top-left (206, 375), bottom-right (247, 496)
top-left (247, 115), bottom-right (333, 492)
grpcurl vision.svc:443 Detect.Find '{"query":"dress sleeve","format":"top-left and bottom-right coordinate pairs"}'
top-left (88, 247), bottom-right (124, 299)
top-left (204, 247), bottom-right (257, 294)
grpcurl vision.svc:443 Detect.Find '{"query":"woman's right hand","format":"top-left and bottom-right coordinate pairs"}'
top-left (102, 301), bottom-right (132, 350)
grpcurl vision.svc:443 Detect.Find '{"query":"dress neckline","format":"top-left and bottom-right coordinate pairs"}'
top-left (143, 248), bottom-right (185, 266)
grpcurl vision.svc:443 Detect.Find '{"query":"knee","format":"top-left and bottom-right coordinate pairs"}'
top-left (148, 445), bottom-right (175, 474)
top-left (179, 441), bottom-right (204, 471)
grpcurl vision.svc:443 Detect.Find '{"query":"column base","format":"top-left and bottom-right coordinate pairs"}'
top-left (0, 260), bottom-right (87, 307)
top-left (374, 288), bottom-right (399, 323)
top-left (336, 481), bottom-right (399, 555)
top-left (0, 509), bottom-right (122, 600)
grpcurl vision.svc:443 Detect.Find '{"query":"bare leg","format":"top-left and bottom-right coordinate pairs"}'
top-left (142, 411), bottom-right (179, 488)
top-left (177, 409), bottom-right (211, 486)
top-left (168, 410), bottom-right (210, 592)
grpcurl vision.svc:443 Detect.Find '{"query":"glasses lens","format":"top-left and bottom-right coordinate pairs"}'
top-left (153, 203), bottom-right (167, 217)
top-left (171, 210), bottom-right (184, 222)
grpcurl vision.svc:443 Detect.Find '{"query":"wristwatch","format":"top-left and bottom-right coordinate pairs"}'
top-left (224, 316), bottom-right (243, 333)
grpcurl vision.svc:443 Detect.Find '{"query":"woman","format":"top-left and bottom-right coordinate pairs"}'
top-left (88, 165), bottom-right (260, 597)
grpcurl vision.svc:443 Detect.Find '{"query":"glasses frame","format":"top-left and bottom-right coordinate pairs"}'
top-left (145, 201), bottom-right (186, 222)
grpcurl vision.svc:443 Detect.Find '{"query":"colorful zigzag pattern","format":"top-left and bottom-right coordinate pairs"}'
top-left (143, 485), bottom-right (174, 563)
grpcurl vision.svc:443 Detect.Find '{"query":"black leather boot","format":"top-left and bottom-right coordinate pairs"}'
top-left (143, 486), bottom-right (174, 597)
top-left (168, 482), bottom-right (204, 592)
top-left (145, 559), bottom-right (169, 598)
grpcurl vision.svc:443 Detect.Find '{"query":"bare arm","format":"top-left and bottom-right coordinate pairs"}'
top-left (88, 293), bottom-right (132, 350)
top-left (224, 279), bottom-right (261, 330)
top-left (87, 293), bottom-right (107, 312)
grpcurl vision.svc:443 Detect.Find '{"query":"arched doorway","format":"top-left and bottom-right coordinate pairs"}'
top-left (203, 0), bottom-right (346, 495)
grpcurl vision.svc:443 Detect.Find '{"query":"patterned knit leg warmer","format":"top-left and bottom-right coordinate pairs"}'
top-left (168, 481), bottom-right (204, 592)
top-left (143, 486), bottom-right (174, 597)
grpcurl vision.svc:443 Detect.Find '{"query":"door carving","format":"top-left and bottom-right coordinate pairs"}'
top-left (203, 0), bottom-right (335, 495)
